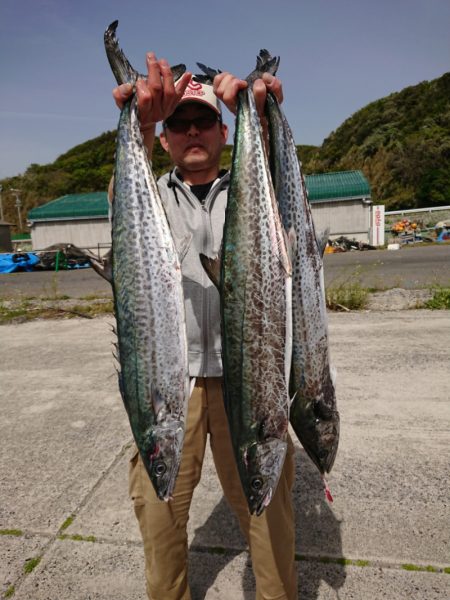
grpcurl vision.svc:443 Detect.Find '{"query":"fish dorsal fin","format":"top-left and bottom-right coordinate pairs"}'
top-left (316, 228), bottom-right (330, 257)
top-left (199, 252), bottom-right (221, 289)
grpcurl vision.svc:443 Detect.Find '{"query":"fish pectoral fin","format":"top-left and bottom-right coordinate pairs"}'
top-left (286, 226), bottom-right (298, 262)
top-left (151, 384), bottom-right (166, 421)
top-left (277, 228), bottom-right (295, 275)
top-left (199, 253), bottom-right (221, 288)
top-left (330, 365), bottom-right (337, 385)
top-left (176, 234), bottom-right (193, 263)
top-left (316, 228), bottom-right (330, 257)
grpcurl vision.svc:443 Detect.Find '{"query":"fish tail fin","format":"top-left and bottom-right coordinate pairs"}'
top-left (256, 49), bottom-right (280, 75)
top-left (171, 64), bottom-right (187, 81)
top-left (195, 63), bottom-right (222, 85)
top-left (104, 20), bottom-right (140, 86)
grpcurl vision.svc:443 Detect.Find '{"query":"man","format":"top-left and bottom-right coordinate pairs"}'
top-left (112, 52), bottom-right (297, 600)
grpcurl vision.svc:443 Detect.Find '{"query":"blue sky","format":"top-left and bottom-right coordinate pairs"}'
top-left (0, 0), bottom-right (449, 179)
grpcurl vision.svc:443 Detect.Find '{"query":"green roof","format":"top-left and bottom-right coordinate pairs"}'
top-left (305, 170), bottom-right (371, 202)
top-left (28, 192), bottom-right (109, 221)
top-left (28, 170), bottom-right (370, 221)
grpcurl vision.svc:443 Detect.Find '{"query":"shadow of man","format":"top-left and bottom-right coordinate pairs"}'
top-left (294, 447), bottom-right (346, 600)
top-left (189, 495), bottom-right (254, 599)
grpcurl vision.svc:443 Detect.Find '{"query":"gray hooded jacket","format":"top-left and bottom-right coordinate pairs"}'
top-left (157, 169), bottom-right (229, 377)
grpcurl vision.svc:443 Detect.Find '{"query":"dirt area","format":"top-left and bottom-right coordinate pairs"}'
top-left (0, 287), bottom-right (438, 326)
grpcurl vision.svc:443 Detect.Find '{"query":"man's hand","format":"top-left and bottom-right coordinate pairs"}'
top-left (213, 72), bottom-right (283, 118)
top-left (112, 53), bottom-right (192, 128)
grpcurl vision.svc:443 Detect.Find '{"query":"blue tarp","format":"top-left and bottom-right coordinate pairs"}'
top-left (0, 253), bottom-right (40, 273)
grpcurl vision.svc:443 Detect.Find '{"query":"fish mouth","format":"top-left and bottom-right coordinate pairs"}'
top-left (154, 470), bottom-right (178, 502)
top-left (252, 487), bottom-right (273, 517)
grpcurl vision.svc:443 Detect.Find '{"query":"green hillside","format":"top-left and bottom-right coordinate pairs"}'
top-left (1, 71), bottom-right (449, 231)
top-left (305, 72), bottom-right (450, 209)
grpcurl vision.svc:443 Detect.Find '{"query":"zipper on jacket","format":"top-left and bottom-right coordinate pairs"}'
top-left (169, 171), bottom-right (229, 376)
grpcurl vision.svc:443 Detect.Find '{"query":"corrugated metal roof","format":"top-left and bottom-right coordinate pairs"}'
top-left (28, 170), bottom-right (371, 221)
top-left (305, 170), bottom-right (371, 202)
top-left (28, 192), bottom-right (109, 221)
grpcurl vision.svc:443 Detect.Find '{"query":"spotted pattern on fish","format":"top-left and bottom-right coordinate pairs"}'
top-left (219, 87), bottom-right (293, 515)
top-left (106, 21), bottom-right (189, 501)
top-left (265, 89), bottom-right (340, 475)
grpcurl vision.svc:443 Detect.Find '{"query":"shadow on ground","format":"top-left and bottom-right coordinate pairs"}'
top-left (188, 447), bottom-right (345, 599)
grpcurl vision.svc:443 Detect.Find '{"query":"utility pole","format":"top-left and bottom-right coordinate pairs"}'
top-left (10, 188), bottom-right (22, 231)
top-left (0, 184), bottom-right (3, 221)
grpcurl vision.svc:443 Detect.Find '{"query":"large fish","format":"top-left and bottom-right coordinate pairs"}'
top-left (104, 21), bottom-right (190, 500)
top-left (198, 62), bottom-right (293, 516)
top-left (260, 50), bottom-right (340, 483)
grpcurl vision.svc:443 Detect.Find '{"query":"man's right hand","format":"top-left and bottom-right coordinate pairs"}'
top-left (112, 52), bottom-right (192, 130)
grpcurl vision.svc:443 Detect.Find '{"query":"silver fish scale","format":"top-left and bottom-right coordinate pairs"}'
top-left (267, 92), bottom-right (339, 474)
top-left (222, 88), bottom-right (292, 512)
top-left (112, 96), bottom-right (189, 497)
top-left (275, 111), bottom-right (331, 394)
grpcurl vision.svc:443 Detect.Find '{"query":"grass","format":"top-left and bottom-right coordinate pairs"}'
top-left (58, 533), bottom-right (96, 542)
top-left (326, 280), bottom-right (369, 311)
top-left (0, 529), bottom-right (23, 536)
top-left (4, 585), bottom-right (15, 597)
top-left (295, 554), bottom-right (371, 567)
top-left (424, 286), bottom-right (450, 309)
top-left (401, 563), bottom-right (438, 573)
top-left (59, 515), bottom-right (74, 531)
top-left (0, 297), bottom-right (114, 324)
top-left (23, 557), bottom-right (41, 574)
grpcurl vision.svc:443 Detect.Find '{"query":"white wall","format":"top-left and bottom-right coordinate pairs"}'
top-left (311, 199), bottom-right (370, 242)
top-left (30, 219), bottom-right (111, 257)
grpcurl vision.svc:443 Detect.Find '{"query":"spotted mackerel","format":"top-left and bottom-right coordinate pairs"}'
top-left (104, 21), bottom-right (190, 501)
top-left (260, 50), bottom-right (340, 481)
top-left (198, 61), bottom-right (293, 515)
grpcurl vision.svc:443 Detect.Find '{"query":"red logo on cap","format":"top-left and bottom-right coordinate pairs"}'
top-left (183, 79), bottom-right (205, 97)
top-left (187, 80), bottom-right (202, 91)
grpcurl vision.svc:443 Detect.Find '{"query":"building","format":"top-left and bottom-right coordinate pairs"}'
top-left (27, 171), bottom-right (373, 253)
top-left (28, 192), bottom-right (111, 257)
top-left (307, 170), bottom-right (372, 242)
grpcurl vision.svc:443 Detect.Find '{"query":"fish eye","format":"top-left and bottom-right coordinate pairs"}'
top-left (153, 461), bottom-right (167, 477)
top-left (251, 476), bottom-right (264, 491)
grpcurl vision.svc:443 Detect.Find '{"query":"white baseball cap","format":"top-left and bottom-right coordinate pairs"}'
top-left (176, 79), bottom-right (222, 115)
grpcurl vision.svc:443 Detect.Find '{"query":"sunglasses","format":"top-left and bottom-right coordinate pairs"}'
top-left (164, 114), bottom-right (221, 134)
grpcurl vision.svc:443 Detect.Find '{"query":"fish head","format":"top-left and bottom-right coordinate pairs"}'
top-left (295, 390), bottom-right (340, 475)
top-left (141, 420), bottom-right (185, 501)
top-left (310, 404), bottom-right (340, 474)
top-left (244, 438), bottom-right (287, 516)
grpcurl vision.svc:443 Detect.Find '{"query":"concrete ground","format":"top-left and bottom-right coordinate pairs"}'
top-left (1, 311), bottom-right (449, 599)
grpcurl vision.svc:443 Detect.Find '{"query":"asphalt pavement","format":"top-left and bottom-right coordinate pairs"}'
top-left (1, 310), bottom-right (449, 599)
top-left (0, 244), bottom-right (449, 300)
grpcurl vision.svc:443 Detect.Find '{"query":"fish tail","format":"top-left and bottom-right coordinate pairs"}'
top-left (104, 20), bottom-right (140, 86)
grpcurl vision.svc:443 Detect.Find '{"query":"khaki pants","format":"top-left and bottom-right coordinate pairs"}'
top-left (129, 377), bottom-right (297, 600)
